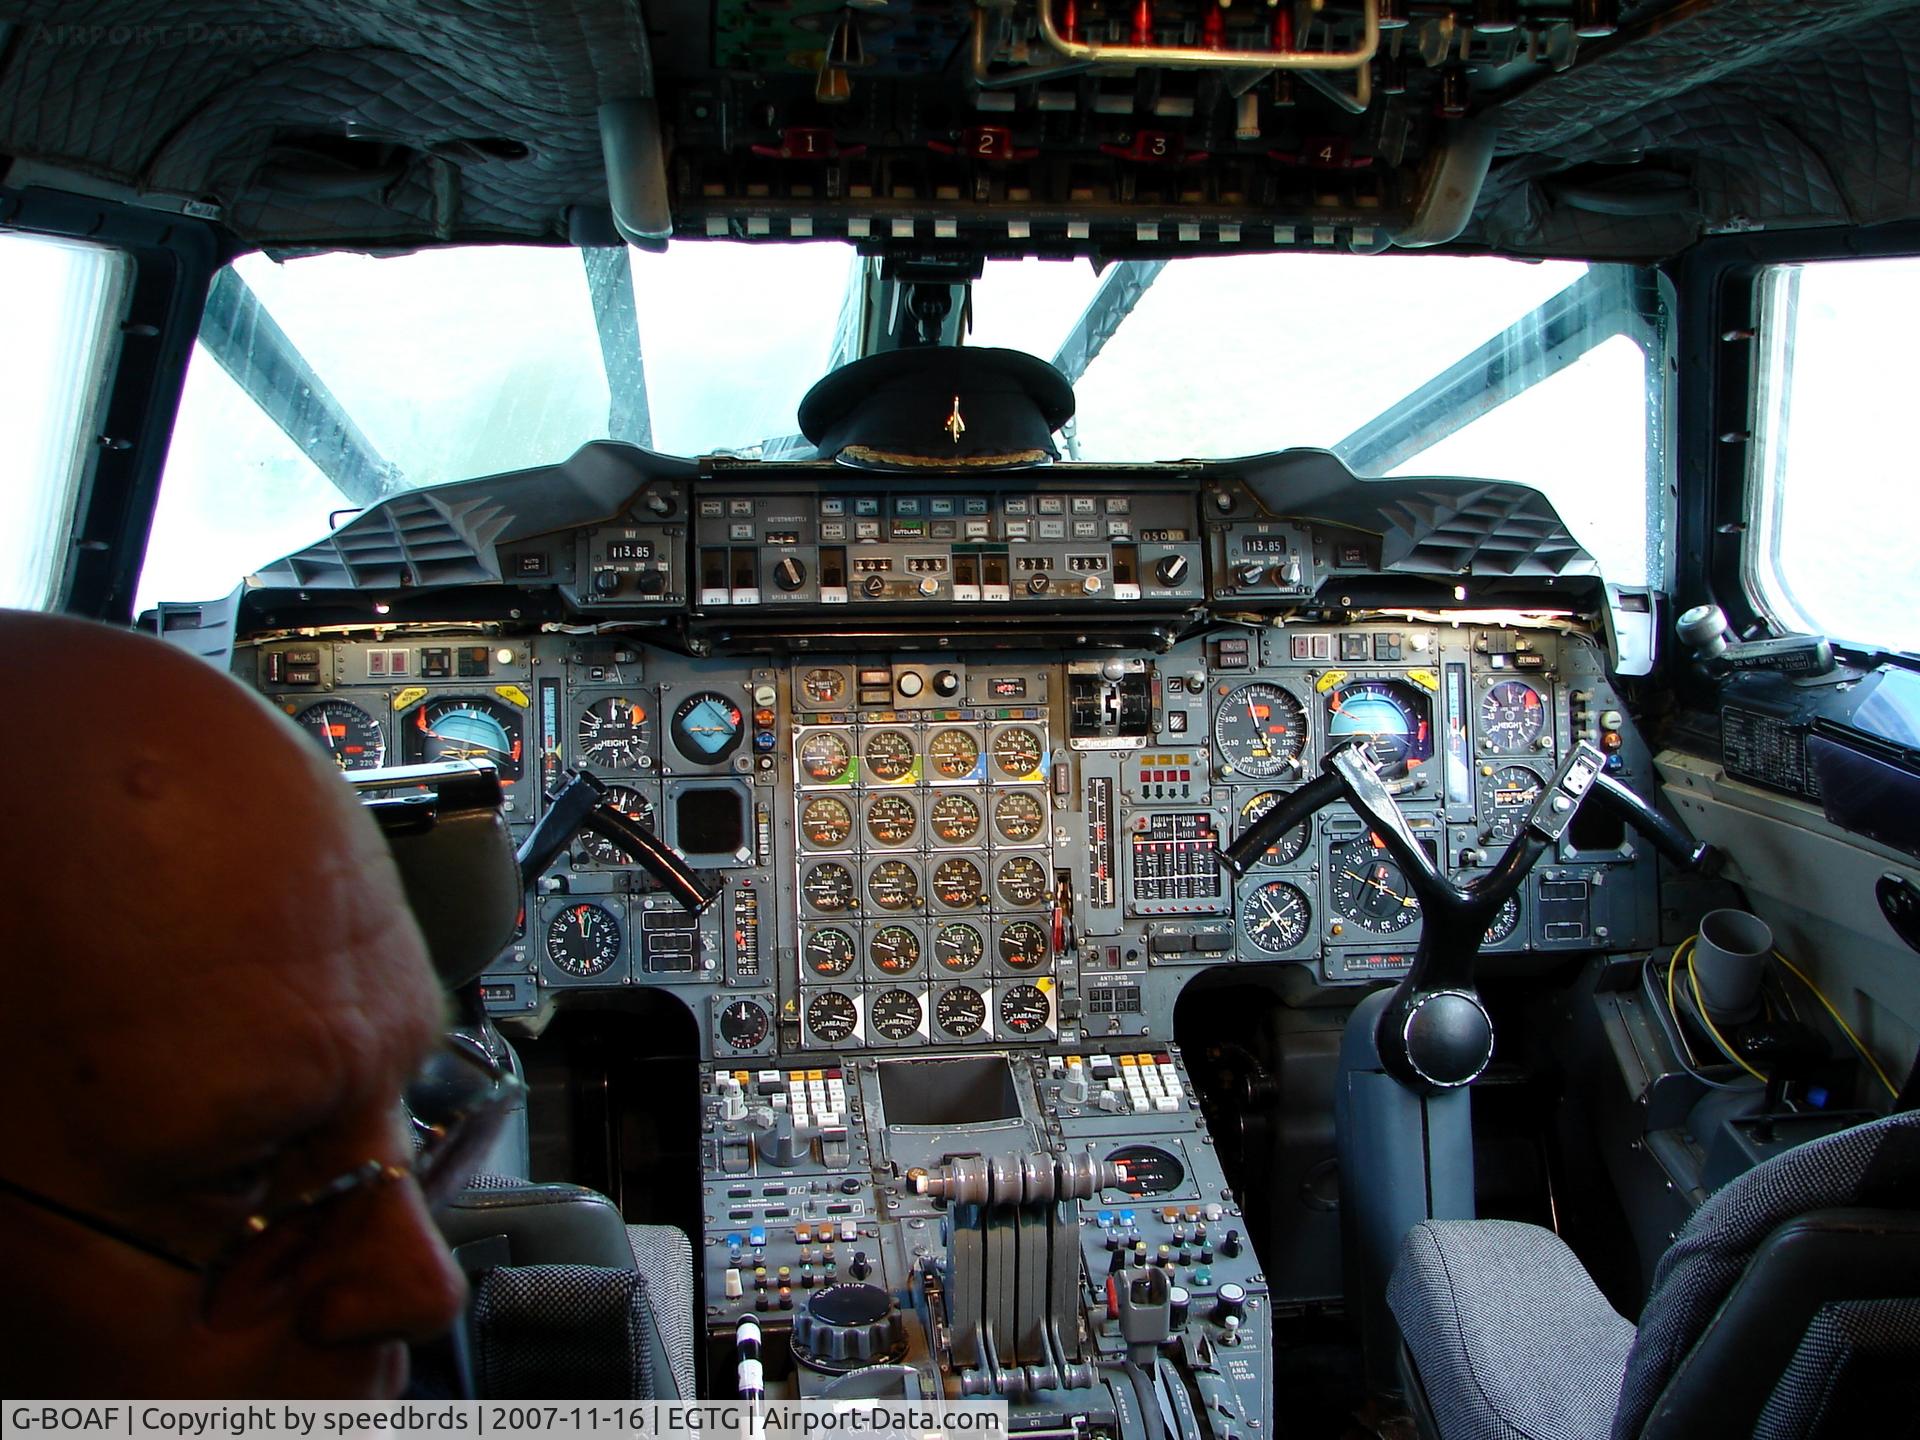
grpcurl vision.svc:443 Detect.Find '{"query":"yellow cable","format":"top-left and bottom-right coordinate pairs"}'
top-left (1683, 941), bottom-right (1769, 1082)
top-left (1770, 949), bottom-right (1900, 1099)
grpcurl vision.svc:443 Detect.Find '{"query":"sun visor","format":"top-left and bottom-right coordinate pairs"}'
top-left (798, 347), bottom-right (1075, 470)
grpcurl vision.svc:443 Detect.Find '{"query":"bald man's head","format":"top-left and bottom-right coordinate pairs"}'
top-left (0, 610), bottom-right (464, 1397)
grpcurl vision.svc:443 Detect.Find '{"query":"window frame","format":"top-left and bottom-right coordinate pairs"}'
top-left (0, 186), bottom-right (222, 622)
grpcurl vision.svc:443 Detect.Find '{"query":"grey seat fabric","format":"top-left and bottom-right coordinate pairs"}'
top-left (442, 1174), bottom-right (697, 1399)
top-left (1390, 1111), bottom-right (1920, 1440)
top-left (473, 1264), bottom-right (661, 1399)
top-left (1612, 1110), bottom-right (1920, 1438)
top-left (1389, 1219), bottom-right (1635, 1440)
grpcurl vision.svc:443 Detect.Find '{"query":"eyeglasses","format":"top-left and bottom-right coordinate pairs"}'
top-left (0, 1034), bottom-right (521, 1330)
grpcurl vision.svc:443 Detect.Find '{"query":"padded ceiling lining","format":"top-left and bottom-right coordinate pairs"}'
top-left (3, 0), bottom-right (1920, 255)
top-left (0, 0), bottom-right (652, 243)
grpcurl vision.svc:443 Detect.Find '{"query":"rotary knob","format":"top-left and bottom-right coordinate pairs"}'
top-left (789, 1283), bottom-right (907, 1371)
top-left (592, 569), bottom-right (623, 596)
top-left (861, 574), bottom-right (887, 598)
top-left (773, 556), bottom-right (807, 592)
top-left (931, 669), bottom-right (961, 697)
top-left (1155, 554), bottom-right (1189, 586)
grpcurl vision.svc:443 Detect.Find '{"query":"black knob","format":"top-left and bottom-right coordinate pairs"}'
top-left (1212, 1282), bottom-right (1247, 1326)
top-left (774, 557), bottom-right (806, 591)
top-left (862, 574), bottom-right (887, 598)
top-left (789, 1282), bottom-right (905, 1371)
top-left (1220, 1228), bottom-right (1242, 1258)
top-left (635, 570), bottom-right (666, 596)
top-left (1027, 573), bottom-right (1051, 595)
top-left (932, 669), bottom-right (961, 697)
top-left (1168, 1285), bottom-right (1191, 1329)
top-left (1401, 991), bottom-right (1495, 1089)
top-left (592, 569), bottom-right (623, 596)
top-left (848, 1251), bottom-right (871, 1281)
top-left (1155, 554), bottom-right (1189, 586)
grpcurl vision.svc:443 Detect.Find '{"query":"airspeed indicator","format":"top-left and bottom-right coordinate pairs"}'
top-left (1214, 683), bottom-right (1307, 779)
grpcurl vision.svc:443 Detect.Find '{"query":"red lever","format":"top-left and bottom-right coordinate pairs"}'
top-left (1059, 0), bottom-right (1081, 43)
top-left (1201, 1), bottom-right (1227, 50)
top-left (1131, 0), bottom-right (1155, 47)
top-left (1100, 131), bottom-right (1207, 165)
top-left (749, 126), bottom-right (866, 161)
top-left (1271, 3), bottom-right (1295, 53)
top-left (928, 126), bottom-right (1040, 162)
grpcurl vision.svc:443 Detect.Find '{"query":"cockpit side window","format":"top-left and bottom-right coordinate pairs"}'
top-left (1748, 257), bottom-right (1920, 654)
top-left (0, 232), bottom-right (129, 610)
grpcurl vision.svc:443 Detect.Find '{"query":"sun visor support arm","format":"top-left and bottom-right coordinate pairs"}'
top-left (599, 98), bottom-right (672, 251)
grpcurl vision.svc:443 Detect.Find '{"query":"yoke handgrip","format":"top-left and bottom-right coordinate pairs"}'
top-left (1220, 770), bottom-right (1342, 877)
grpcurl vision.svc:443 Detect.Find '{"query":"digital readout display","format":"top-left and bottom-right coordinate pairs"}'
top-left (605, 542), bottom-right (653, 562)
top-left (1239, 536), bottom-right (1293, 555)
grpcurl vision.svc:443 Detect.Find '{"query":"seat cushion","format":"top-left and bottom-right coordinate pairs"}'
top-left (472, 1263), bottom-right (660, 1398)
top-left (1389, 1219), bottom-right (1635, 1440)
top-left (626, 1223), bottom-right (697, 1400)
top-left (1613, 1111), bottom-right (1920, 1440)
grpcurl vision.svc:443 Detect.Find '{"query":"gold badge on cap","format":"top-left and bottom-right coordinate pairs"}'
top-left (944, 395), bottom-right (966, 444)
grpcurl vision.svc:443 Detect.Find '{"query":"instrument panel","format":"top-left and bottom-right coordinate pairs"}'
top-left (248, 617), bottom-right (1653, 1058)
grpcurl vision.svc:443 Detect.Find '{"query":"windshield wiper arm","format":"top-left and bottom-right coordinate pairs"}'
top-left (199, 268), bottom-right (406, 508)
top-left (582, 247), bottom-right (654, 449)
top-left (1334, 267), bottom-right (1663, 475)
top-left (1051, 259), bottom-right (1166, 387)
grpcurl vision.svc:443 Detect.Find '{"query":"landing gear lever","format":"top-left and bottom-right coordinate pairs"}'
top-left (1223, 740), bottom-right (1713, 1092)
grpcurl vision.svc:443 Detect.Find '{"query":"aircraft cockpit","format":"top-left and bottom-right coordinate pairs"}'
top-left (3, 0), bottom-right (1919, 1428)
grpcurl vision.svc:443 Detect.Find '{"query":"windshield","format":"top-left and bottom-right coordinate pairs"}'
top-left (139, 245), bottom-right (1670, 611)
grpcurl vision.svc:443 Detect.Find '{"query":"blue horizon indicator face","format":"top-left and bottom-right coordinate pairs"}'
top-left (408, 696), bottom-right (525, 779)
top-left (671, 691), bottom-right (744, 765)
top-left (1325, 679), bottom-right (1433, 779)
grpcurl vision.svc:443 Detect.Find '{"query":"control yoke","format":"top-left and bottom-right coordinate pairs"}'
top-left (1222, 741), bottom-right (1713, 1092)
top-left (515, 769), bottom-right (724, 914)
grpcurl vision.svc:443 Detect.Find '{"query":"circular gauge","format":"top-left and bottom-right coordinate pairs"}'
top-left (718, 998), bottom-right (771, 1051)
top-left (1480, 680), bottom-right (1548, 751)
top-left (802, 861), bottom-right (858, 913)
top-left (579, 785), bottom-right (657, 865)
top-left (1483, 764), bottom-right (1546, 841)
top-left (931, 857), bottom-right (985, 908)
top-left (405, 695), bottom-right (525, 779)
top-left (993, 791), bottom-right (1047, 844)
top-left (991, 727), bottom-right (1044, 780)
top-left (800, 794), bottom-right (855, 849)
top-left (1106, 1144), bottom-right (1187, 1197)
top-left (936, 984), bottom-right (988, 1038)
top-left (1329, 834), bottom-right (1420, 934)
top-left (1238, 792), bottom-right (1311, 866)
top-left (576, 696), bottom-right (653, 770)
top-left (806, 990), bottom-right (859, 1045)
top-left (996, 854), bottom-right (1049, 908)
top-left (934, 921), bottom-right (985, 972)
top-left (929, 792), bottom-right (982, 845)
top-left (999, 983), bottom-right (1051, 1035)
top-left (863, 729), bottom-right (917, 783)
top-left (928, 728), bottom-right (981, 780)
top-left (1245, 881), bottom-right (1313, 954)
top-left (670, 691), bottom-right (744, 766)
top-left (870, 988), bottom-right (924, 1041)
top-left (294, 700), bottom-right (386, 772)
top-left (865, 794), bottom-right (919, 847)
top-left (801, 668), bottom-right (847, 705)
top-left (804, 926), bottom-right (858, 977)
top-left (869, 924), bottom-right (921, 974)
top-left (1485, 894), bottom-right (1521, 946)
top-left (1325, 679), bottom-right (1434, 780)
top-left (1213, 683), bottom-right (1308, 779)
top-left (999, 920), bottom-right (1049, 969)
top-left (545, 903), bottom-right (622, 978)
top-left (867, 860), bottom-right (921, 911)
top-left (798, 731), bottom-right (854, 784)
